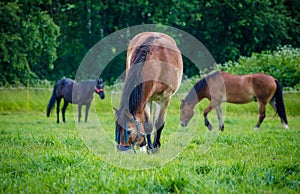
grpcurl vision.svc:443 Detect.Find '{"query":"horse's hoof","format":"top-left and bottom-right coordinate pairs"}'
top-left (208, 124), bottom-right (213, 131)
top-left (282, 124), bottom-right (289, 129)
top-left (153, 147), bottom-right (160, 154)
top-left (154, 142), bottom-right (161, 149)
top-left (219, 125), bottom-right (224, 131)
top-left (117, 145), bottom-right (131, 152)
top-left (253, 127), bottom-right (260, 130)
top-left (147, 148), bottom-right (155, 154)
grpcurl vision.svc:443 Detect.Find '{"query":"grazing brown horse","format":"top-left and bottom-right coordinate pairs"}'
top-left (47, 78), bottom-right (105, 123)
top-left (114, 32), bottom-right (183, 152)
top-left (180, 71), bottom-right (288, 130)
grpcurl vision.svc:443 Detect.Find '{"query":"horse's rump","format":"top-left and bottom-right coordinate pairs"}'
top-left (127, 32), bottom-right (183, 95)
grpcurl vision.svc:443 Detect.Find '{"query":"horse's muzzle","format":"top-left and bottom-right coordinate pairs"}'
top-left (180, 121), bottom-right (188, 127)
top-left (99, 92), bottom-right (105, 99)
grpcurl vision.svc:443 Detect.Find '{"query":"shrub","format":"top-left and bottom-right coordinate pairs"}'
top-left (217, 46), bottom-right (300, 90)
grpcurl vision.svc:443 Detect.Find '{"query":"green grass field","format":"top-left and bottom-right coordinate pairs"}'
top-left (0, 87), bottom-right (299, 193)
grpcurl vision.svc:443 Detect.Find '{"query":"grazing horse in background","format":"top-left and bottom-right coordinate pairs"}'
top-left (114, 32), bottom-right (183, 152)
top-left (180, 71), bottom-right (288, 130)
top-left (47, 78), bottom-right (105, 123)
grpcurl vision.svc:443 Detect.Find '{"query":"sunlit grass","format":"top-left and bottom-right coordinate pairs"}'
top-left (0, 88), bottom-right (299, 193)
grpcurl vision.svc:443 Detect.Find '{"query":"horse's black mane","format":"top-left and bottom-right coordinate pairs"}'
top-left (120, 36), bottom-right (157, 115)
top-left (185, 71), bottom-right (220, 102)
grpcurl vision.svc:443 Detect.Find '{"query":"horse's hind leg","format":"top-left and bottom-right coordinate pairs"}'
top-left (56, 99), bottom-right (61, 123)
top-left (255, 101), bottom-right (267, 129)
top-left (153, 100), bottom-right (169, 149)
top-left (144, 102), bottom-right (154, 151)
top-left (216, 105), bottom-right (224, 131)
top-left (62, 100), bottom-right (69, 123)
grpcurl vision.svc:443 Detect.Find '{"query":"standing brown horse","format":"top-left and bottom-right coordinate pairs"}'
top-left (114, 32), bottom-right (183, 152)
top-left (180, 71), bottom-right (288, 130)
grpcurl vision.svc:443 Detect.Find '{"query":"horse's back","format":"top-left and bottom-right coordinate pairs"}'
top-left (54, 78), bottom-right (75, 101)
top-left (56, 78), bottom-right (74, 86)
top-left (72, 80), bottom-right (95, 105)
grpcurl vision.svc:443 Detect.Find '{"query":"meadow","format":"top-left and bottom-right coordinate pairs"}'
top-left (0, 86), bottom-right (299, 193)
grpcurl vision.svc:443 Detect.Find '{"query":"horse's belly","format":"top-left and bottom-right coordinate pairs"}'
top-left (226, 94), bottom-right (254, 104)
top-left (149, 84), bottom-right (174, 102)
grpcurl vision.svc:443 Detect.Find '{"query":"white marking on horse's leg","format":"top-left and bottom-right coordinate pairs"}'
top-left (140, 146), bottom-right (147, 153)
top-left (282, 123), bottom-right (289, 129)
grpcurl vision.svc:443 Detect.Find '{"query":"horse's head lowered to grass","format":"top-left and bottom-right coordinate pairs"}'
top-left (114, 108), bottom-right (146, 151)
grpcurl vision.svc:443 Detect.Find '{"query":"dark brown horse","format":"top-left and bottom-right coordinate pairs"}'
top-left (47, 78), bottom-right (105, 123)
top-left (114, 32), bottom-right (183, 152)
top-left (180, 71), bottom-right (288, 130)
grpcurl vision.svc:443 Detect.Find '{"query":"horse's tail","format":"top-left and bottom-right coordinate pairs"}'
top-left (47, 85), bottom-right (57, 117)
top-left (274, 80), bottom-right (288, 125)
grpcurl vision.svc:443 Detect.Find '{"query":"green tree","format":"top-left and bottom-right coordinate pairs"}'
top-left (1, 0), bottom-right (299, 85)
top-left (0, 1), bottom-right (59, 86)
top-left (195, 0), bottom-right (299, 63)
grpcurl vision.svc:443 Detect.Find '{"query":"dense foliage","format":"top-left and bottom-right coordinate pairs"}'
top-left (0, 1), bottom-right (59, 86)
top-left (0, 0), bottom-right (299, 86)
top-left (217, 46), bottom-right (300, 89)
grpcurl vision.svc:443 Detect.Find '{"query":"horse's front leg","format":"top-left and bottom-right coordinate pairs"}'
top-left (78, 104), bottom-right (82, 122)
top-left (62, 100), bottom-right (69, 123)
top-left (204, 103), bottom-right (213, 130)
top-left (85, 103), bottom-right (91, 122)
top-left (216, 105), bottom-right (224, 131)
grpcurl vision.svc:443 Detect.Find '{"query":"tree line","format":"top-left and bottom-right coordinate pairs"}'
top-left (0, 0), bottom-right (299, 86)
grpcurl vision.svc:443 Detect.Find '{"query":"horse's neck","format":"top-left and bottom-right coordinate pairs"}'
top-left (185, 86), bottom-right (205, 107)
top-left (189, 96), bottom-right (202, 109)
